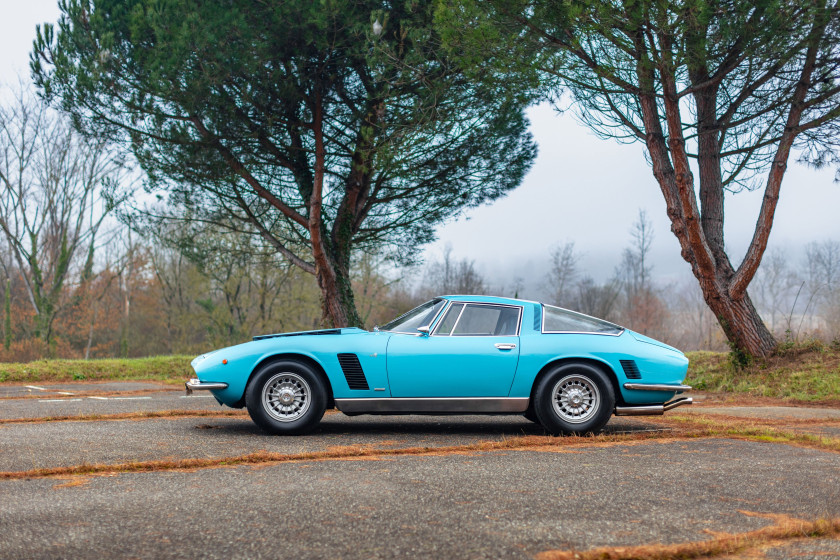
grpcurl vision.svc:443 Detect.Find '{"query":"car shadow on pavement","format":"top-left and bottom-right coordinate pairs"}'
top-left (192, 414), bottom-right (668, 439)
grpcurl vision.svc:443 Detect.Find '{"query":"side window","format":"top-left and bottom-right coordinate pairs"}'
top-left (450, 304), bottom-right (520, 336)
top-left (434, 303), bottom-right (464, 336)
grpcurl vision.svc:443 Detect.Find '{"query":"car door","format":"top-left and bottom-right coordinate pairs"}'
top-left (386, 302), bottom-right (522, 397)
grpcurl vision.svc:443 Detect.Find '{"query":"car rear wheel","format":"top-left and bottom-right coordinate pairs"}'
top-left (246, 361), bottom-right (326, 435)
top-left (534, 363), bottom-right (614, 435)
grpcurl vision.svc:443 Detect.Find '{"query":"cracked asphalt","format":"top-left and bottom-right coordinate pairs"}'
top-left (1, 381), bottom-right (840, 559)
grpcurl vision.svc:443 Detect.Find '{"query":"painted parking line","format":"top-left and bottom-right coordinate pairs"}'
top-left (56, 392), bottom-right (75, 395)
top-left (88, 396), bottom-right (108, 400)
top-left (25, 386), bottom-right (47, 391)
top-left (179, 395), bottom-right (216, 399)
top-left (111, 397), bottom-right (153, 400)
top-left (38, 399), bottom-right (82, 402)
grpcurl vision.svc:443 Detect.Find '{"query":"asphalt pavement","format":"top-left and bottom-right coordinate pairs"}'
top-left (1, 381), bottom-right (839, 559)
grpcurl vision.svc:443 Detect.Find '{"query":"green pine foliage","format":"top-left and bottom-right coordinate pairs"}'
top-left (32, 0), bottom-right (537, 326)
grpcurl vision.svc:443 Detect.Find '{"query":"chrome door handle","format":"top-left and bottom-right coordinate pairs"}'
top-left (494, 343), bottom-right (516, 350)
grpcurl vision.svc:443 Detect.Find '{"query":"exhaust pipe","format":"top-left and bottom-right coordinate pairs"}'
top-left (664, 397), bottom-right (693, 411)
top-left (614, 397), bottom-right (692, 416)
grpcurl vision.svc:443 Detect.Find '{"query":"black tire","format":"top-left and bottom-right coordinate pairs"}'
top-left (533, 363), bottom-right (615, 435)
top-left (523, 407), bottom-right (539, 423)
top-left (246, 360), bottom-right (327, 435)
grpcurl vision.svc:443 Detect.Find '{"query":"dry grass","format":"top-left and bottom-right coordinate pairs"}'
top-left (656, 413), bottom-right (840, 454)
top-left (0, 433), bottom-right (685, 481)
top-left (537, 512), bottom-right (840, 560)
top-left (1, 386), bottom-right (181, 400)
top-left (0, 409), bottom-right (251, 425)
top-left (4, 414), bottom-right (840, 481)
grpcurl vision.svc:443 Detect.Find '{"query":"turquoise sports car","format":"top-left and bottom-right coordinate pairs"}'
top-left (186, 295), bottom-right (692, 435)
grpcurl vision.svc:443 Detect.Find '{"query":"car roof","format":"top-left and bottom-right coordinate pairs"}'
top-left (439, 295), bottom-right (540, 307)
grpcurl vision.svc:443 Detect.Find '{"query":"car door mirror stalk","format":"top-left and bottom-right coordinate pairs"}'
top-left (417, 326), bottom-right (430, 336)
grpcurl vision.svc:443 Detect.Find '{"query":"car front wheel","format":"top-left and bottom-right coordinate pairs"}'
top-left (534, 363), bottom-right (615, 435)
top-left (246, 361), bottom-right (327, 435)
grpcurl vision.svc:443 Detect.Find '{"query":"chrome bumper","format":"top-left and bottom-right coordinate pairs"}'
top-left (623, 383), bottom-right (692, 392)
top-left (614, 397), bottom-right (693, 416)
top-left (185, 378), bottom-right (228, 395)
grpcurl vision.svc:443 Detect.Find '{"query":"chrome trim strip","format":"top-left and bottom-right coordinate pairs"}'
top-left (541, 330), bottom-right (625, 336)
top-left (185, 379), bottom-right (228, 395)
top-left (623, 383), bottom-right (692, 392)
top-left (432, 301), bottom-right (523, 337)
top-left (334, 397), bottom-right (529, 414)
top-left (614, 397), bottom-right (692, 416)
top-left (433, 301), bottom-right (466, 336)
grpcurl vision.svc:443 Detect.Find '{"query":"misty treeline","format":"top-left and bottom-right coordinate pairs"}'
top-left (0, 93), bottom-right (836, 366)
top-left (542, 211), bottom-right (840, 352)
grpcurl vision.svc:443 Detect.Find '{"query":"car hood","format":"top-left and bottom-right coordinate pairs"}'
top-left (192, 327), bottom-right (375, 372)
top-left (252, 327), bottom-right (367, 341)
top-left (627, 330), bottom-right (683, 354)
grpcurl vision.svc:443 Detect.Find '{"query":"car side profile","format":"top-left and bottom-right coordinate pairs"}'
top-left (186, 295), bottom-right (692, 435)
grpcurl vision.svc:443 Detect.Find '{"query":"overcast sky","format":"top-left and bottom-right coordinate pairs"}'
top-left (4, 1), bottom-right (840, 296)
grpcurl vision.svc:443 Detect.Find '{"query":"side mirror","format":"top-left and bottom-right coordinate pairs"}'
top-left (417, 326), bottom-right (430, 336)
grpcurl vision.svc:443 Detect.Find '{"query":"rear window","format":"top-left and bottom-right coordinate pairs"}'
top-left (542, 305), bottom-right (623, 335)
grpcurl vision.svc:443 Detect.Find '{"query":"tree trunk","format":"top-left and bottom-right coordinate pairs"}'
top-left (695, 273), bottom-right (777, 359)
top-left (314, 252), bottom-right (362, 329)
top-left (309, 94), bottom-right (363, 329)
top-left (631, 36), bottom-right (782, 360)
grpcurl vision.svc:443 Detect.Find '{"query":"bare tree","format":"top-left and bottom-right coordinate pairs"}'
top-left (750, 248), bottom-right (798, 334)
top-left (545, 241), bottom-right (579, 308)
top-left (572, 276), bottom-right (621, 322)
top-left (615, 210), bottom-right (668, 336)
top-left (804, 240), bottom-right (840, 337)
top-left (618, 210), bottom-right (654, 297)
top-left (0, 83), bottom-right (124, 350)
top-left (421, 246), bottom-right (488, 298)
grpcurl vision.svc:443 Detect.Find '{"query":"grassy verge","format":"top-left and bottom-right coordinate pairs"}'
top-left (686, 343), bottom-right (840, 403)
top-left (1, 343), bottom-right (839, 402)
top-left (0, 356), bottom-right (193, 384)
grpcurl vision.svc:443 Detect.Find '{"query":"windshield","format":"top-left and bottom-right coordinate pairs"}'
top-left (542, 305), bottom-right (624, 335)
top-left (381, 299), bottom-right (447, 334)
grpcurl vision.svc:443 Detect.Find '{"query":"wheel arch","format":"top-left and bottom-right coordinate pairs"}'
top-left (528, 357), bottom-right (622, 407)
top-left (239, 353), bottom-right (335, 409)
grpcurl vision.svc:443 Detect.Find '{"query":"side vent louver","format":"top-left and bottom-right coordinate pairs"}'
top-left (337, 353), bottom-right (369, 390)
top-left (620, 360), bottom-right (642, 379)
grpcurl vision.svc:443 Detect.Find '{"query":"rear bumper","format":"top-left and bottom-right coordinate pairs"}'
top-left (185, 378), bottom-right (228, 395)
top-left (623, 383), bottom-right (692, 392)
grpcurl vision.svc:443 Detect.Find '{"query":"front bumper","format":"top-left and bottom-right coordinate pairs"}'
top-left (185, 378), bottom-right (229, 395)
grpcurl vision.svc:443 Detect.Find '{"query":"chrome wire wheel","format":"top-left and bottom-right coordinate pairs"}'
top-left (261, 372), bottom-right (311, 422)
top-left (551, 374), bottom-right (600, 424)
